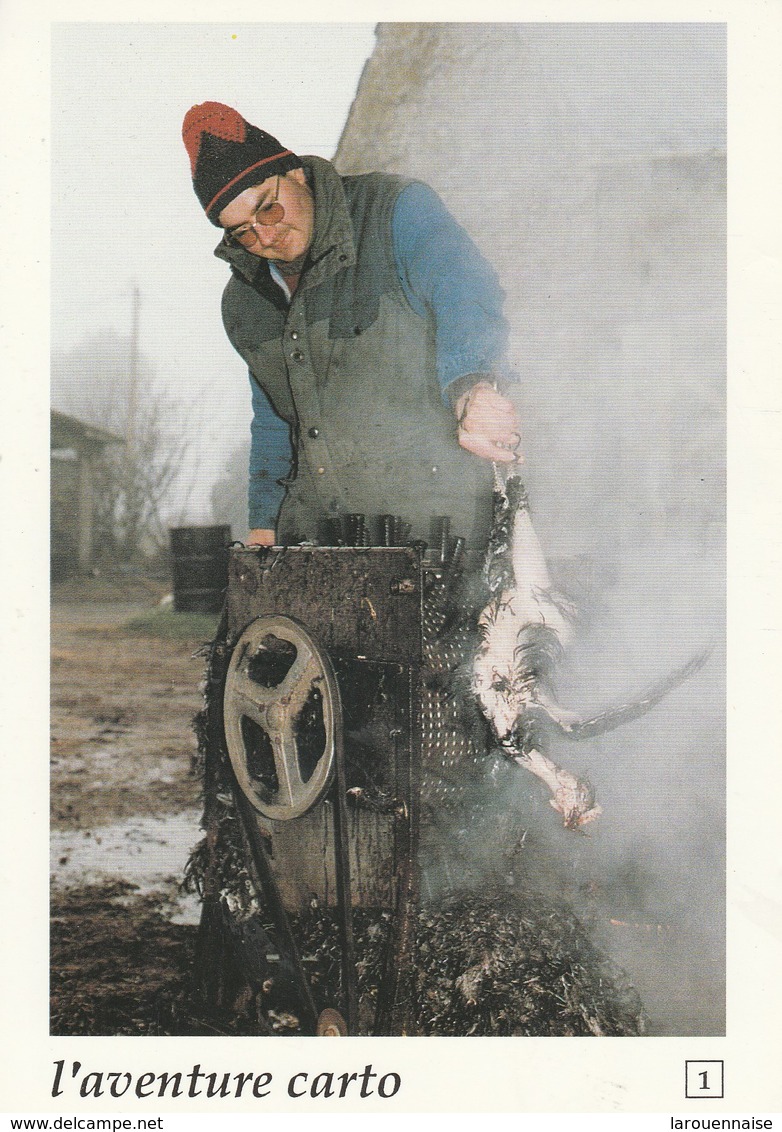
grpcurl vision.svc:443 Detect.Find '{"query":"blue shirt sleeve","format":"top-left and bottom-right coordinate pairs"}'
top-left (391, 181), bottom-right (511, 401)
top-left (248, 373), bottom-right (292, 529)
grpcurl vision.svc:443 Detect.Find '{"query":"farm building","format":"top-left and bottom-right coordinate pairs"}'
top-left (51, 409), bottom-right (123, 580)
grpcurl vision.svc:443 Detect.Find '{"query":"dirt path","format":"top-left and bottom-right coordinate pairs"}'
top-left (50, 582), bottom-right (216, 1034)
top-left (51, 610), bottom-right (204, 829)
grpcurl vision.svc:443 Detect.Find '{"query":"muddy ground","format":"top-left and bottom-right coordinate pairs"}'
top-left (50, 574), bottom-right (218, 1035)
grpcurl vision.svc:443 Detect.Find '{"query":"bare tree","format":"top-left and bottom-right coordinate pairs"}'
top-left (51, 323), bottom-right (192, 564)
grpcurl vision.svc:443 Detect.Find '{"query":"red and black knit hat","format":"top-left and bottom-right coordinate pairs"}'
top-left (182, 101), bottom-right (303, 225)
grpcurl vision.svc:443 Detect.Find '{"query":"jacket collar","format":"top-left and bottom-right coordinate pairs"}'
top-left (213, 155), bottom-right (357, 291)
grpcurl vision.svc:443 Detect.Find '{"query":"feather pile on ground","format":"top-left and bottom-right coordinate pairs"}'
top-left (277, 886), bottom-right (645, 1037)
top-left (410, 888), bottom-right (644, 1036)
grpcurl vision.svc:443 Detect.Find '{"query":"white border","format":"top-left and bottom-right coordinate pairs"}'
top-left (1, 0), bottom-right (780, 1119)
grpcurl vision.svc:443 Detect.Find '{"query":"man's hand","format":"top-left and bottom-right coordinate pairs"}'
top-left (246, 528), bottom-right (276, 546)
top-left (454, 380), bottom-right (523, 464)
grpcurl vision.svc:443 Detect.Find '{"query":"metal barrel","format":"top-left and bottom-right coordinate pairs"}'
top-left (169, 525), bottom-right (231, 613)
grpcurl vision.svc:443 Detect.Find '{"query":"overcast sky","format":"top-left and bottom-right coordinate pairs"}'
top-left (51, 23), bottom-right (377, 520)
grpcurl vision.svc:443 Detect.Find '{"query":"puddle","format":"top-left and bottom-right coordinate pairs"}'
top-left (50, 809), bottom-right (204, 925)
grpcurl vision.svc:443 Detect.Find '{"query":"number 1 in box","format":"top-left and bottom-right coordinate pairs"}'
top-left (685, 1060), bottom-right (725, 1099)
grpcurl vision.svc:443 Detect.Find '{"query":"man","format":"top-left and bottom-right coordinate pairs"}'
top-left (182, 101), bottom-right (521, 559)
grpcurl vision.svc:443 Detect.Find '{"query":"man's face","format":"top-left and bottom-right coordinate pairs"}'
top-left (218, 168), bottom-right (314, 266)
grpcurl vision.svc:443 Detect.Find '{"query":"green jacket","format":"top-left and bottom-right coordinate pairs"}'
top-left (218, 156), bottom-right (498, 556)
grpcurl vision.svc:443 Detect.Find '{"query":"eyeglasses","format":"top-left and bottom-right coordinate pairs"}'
top-left (227, 176), bottom-right (285, 248)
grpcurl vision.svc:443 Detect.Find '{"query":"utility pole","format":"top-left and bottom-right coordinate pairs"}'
top-left (127, 285), bottom-right (140, 458)
top-left (122, 285), bottom-right (141, 560)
